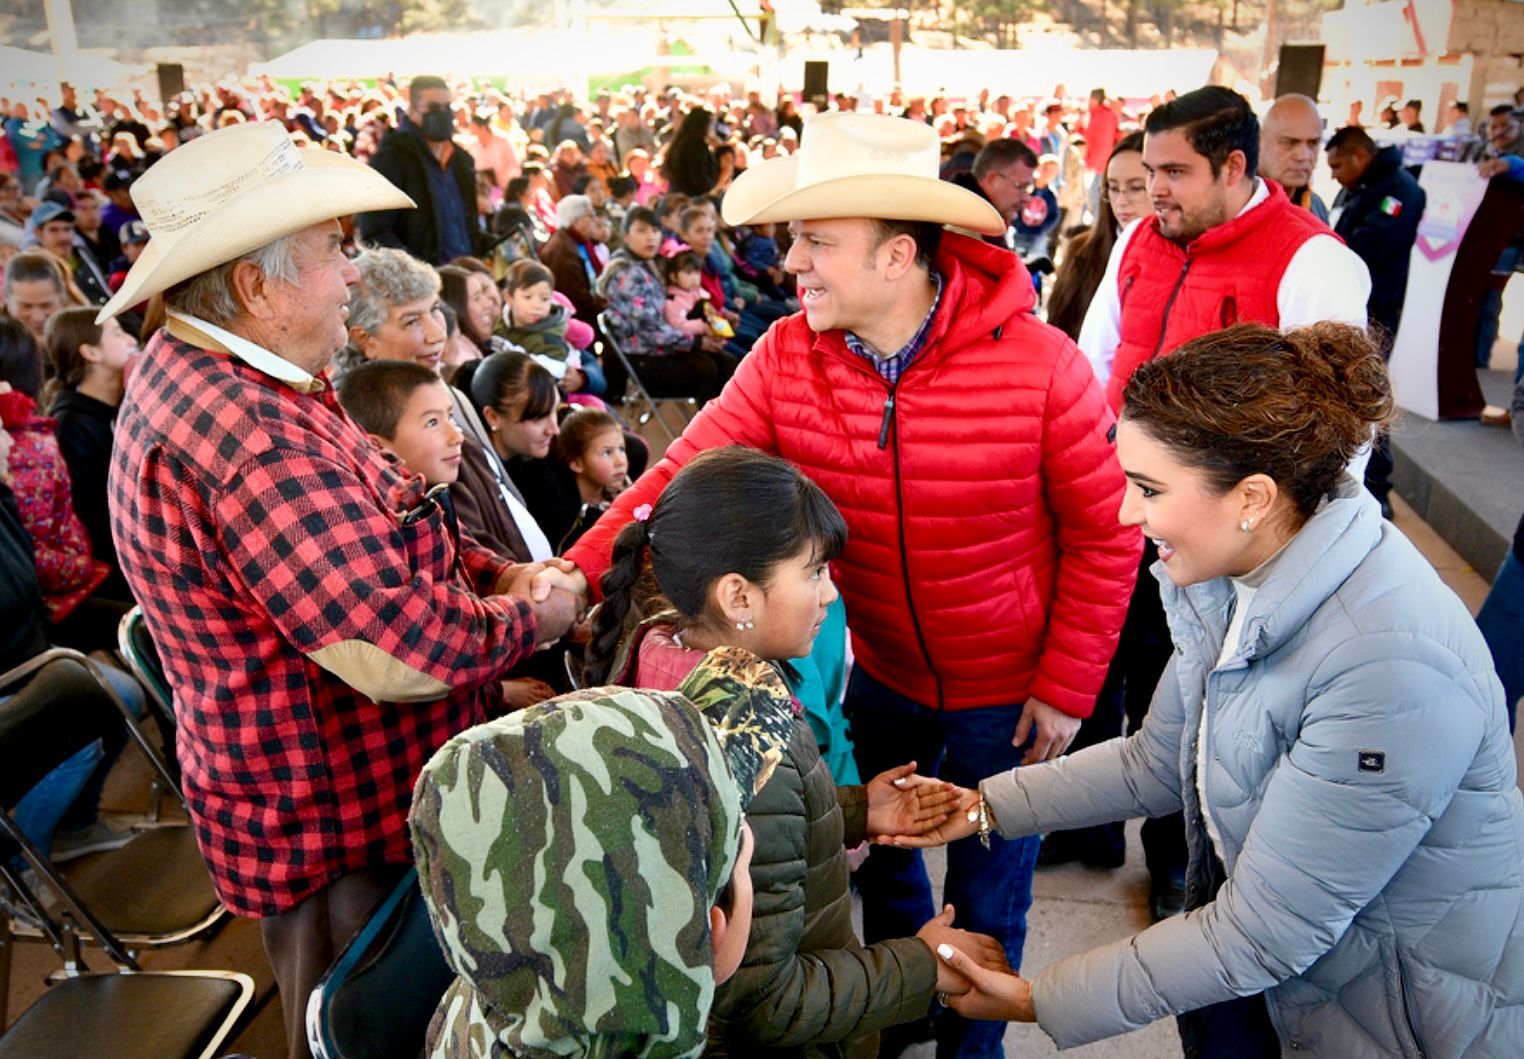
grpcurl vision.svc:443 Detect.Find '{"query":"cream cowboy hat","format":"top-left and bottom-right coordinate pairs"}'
top-left (97, 121), bottom-right (414, 323)
top-left (721, 112), bottom-right (1004, 235)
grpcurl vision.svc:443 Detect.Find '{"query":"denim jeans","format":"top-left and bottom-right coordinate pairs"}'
top-left (575, 351), bottom-right (607, 397)
top-left (8, 661), bottom-right (146, 863)
top-left (846, 667), bottom-right (1040, 1059)
top-left (1478, 550), bottom-right (1524, 732)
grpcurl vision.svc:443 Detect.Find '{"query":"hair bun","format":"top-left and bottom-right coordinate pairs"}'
top-left (1283, 322), bottom-right (1396, 449)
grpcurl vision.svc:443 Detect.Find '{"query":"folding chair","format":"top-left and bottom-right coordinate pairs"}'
top-left (0, 654), bottom-right (252, 1057)
top-left (597, 311), bottom-right (695, 443)
top-left (0, 650), bottom-right (225, 971)
top-left (305, 867), bottom-right (454, 1059)
top-left (116, 605), bottom-right (181, 800)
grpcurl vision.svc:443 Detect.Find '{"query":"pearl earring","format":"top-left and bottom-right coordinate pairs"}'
top-left (736, 620), bottom-right (754, 631)
top-left (1240, 518), bottom-right (1255, 532)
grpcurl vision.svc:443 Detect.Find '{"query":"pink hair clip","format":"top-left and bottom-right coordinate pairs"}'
top-left (633, 503), bottom-right (653, 522)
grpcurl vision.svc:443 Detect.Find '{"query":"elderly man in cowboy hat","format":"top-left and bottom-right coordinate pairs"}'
top-left (99, 121), bottom-right (583, 1059)
top-left (565, 112), bottom-right (1140, 1058)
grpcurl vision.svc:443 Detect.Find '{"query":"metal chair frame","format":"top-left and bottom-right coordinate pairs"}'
top-left (597, 311), bottom-right (697, 443)
top-left (0, 649), bottom-right (225, 974)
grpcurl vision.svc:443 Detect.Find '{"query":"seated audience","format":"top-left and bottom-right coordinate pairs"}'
top-left (0, 333), bottom-right (118, 650)
top-left (333, 246), bottom-right (447, 380)
top-left (41, 306), bottom-right (136, 582)
top-left (499, 258), bottom-right (605, 397)
top-left (539, 194), bottom-right (607, 327)
top-left (437, 263), bottom-right (498, 359)
top-left (596, 207), bottom-right (737, 404)
top-left (0, 413), bottom-right (148, 866)
top-left (5, 250), bottom-right (78, 346)
top-left (541, 406), bottom-right (629, 552)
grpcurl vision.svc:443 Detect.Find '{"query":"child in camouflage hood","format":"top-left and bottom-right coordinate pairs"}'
top-left (410, 645), bottom-right (794, 1059)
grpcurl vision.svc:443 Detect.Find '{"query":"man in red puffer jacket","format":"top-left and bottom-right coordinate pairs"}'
top-left (565, 113), bottom-right (1140, 1059)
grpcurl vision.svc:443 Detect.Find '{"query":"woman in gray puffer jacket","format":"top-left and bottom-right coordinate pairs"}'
top-left (906, 323), bottom-right (1524, 1058)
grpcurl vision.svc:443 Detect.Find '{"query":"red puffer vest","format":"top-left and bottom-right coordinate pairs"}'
top-left (1105, 179), bottom-right (1331, 410)
top-left (569, 234), bottom-right (1142, 716)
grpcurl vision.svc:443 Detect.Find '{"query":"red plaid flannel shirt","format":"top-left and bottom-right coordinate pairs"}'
top-left (109, 327), bottom-right (536, 917)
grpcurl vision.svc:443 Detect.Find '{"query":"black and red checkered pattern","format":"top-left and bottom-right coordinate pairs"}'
top-left (109, 331), bottom-right (536, 917)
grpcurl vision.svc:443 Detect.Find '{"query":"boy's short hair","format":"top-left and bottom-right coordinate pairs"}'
top-left (503, 258), bottom-right (554, 294)
top-left (336, 359), bottom-right (444, 440)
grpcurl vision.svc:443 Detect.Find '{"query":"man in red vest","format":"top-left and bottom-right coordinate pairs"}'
top-left (1058, 86), bottom-right (1370, 922)
top-left (566, 112), bottom-right (1141, 1058)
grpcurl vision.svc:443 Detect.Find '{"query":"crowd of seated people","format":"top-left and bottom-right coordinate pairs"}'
top-left (4, 70), bottom-right (1524, 1059)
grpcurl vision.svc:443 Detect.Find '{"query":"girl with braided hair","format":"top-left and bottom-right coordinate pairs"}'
top-left (583, 445), bottom-right (1013, 1058)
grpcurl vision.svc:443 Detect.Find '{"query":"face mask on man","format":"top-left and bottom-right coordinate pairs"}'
top-left (419, 103), bottom-right (455, 143)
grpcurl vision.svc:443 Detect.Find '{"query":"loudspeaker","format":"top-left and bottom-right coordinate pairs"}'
top-left (156, 63), bottom-right (185, 103)
top-left (1274, 44), bottom-right (1324, 101)
top-left (803, 61), bottom-right (829, 107)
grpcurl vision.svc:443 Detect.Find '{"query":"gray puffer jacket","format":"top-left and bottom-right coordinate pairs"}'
top-left (983, 479), bottom-right (1524, 1056)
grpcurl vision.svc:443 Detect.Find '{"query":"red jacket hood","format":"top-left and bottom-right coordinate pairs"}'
top-left (918, 231), bottom-right (1036, 348)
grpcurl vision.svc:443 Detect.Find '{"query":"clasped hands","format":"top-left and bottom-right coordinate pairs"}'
top-left (496, 559), bottom-right (588, 645)
top-left (866, 763), bottom-right (1038, 1023)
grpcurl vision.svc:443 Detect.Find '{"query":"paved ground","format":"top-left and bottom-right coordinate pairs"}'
top-left (3, 497), bottom-right (1510, 1058)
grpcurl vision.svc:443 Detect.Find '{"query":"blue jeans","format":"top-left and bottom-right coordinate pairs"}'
top-left (846, 667), bottom-right (1040, 1059)
top-left (8, 662), bottom-right (146, 863)
top-left (576, 350), bottom-right (607, 397)
top-left (1478, 550), bottom-right (1524, 731)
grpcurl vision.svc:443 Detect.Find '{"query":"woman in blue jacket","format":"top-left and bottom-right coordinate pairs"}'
top-left (894, 322), bottom-right (1524, 1058)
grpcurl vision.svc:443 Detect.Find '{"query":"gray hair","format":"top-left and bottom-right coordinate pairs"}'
top-left (164, 234), bottom-right (300, 326)
top-left (555, 194), bottom-right (594, 230)
top-left (346, 246), bottom-right (441, 337)
top-left (331, 247), bottom-right (442, 380)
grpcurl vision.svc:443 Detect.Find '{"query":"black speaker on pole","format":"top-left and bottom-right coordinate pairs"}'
top-left (803, 61), bottom-right (829, 108)
top-left (156, 63), bottom-right (186, 103)
top-left (1274, 44), bottom-right (1324, 100)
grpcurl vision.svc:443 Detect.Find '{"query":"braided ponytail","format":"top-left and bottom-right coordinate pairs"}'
top-left (583, 519), bottom-right (654, 686)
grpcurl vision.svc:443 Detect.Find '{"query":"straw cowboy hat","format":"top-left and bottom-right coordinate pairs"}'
top-left (721, 112), bottom-right (1004, 235)
top-left (97, 121), bottom-right (413, 323)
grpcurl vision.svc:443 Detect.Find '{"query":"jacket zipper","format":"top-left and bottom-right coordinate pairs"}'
top-left (877, 383), bottom-right (944, 709)
top-left (1150, 258), bottom-right (1193, 360)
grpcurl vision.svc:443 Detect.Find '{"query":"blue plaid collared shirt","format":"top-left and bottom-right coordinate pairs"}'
top-left (843, 271), bottom-right (944, 386)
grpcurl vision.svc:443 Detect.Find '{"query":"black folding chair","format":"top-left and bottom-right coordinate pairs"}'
top-left (0, 652), bottom-right (251, 1056)
top-left (305, 867), bottom-right (454, 1059)
top-left (597, 310), bottom-right (696, 443)
top-left (0, 649), bottom-right (225, 975)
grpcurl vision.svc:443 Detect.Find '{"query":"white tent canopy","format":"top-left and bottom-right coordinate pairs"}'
top-left (1, 43), bottom-right (142, 93)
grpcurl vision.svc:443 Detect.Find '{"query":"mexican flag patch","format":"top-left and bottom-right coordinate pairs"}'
top-left (1379, 196), bottom-right (1403, 217)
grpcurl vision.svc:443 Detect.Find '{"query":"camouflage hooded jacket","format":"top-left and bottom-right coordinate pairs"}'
top-left (411, 646), bottom-right (794, 1058)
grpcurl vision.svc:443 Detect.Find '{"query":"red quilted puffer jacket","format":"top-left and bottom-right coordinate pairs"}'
top-left (568, 233), bottom-right (1141, 716)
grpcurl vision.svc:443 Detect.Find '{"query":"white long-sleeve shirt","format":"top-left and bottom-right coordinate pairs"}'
top-left (1077, 179), bottom-right (1373, 387)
